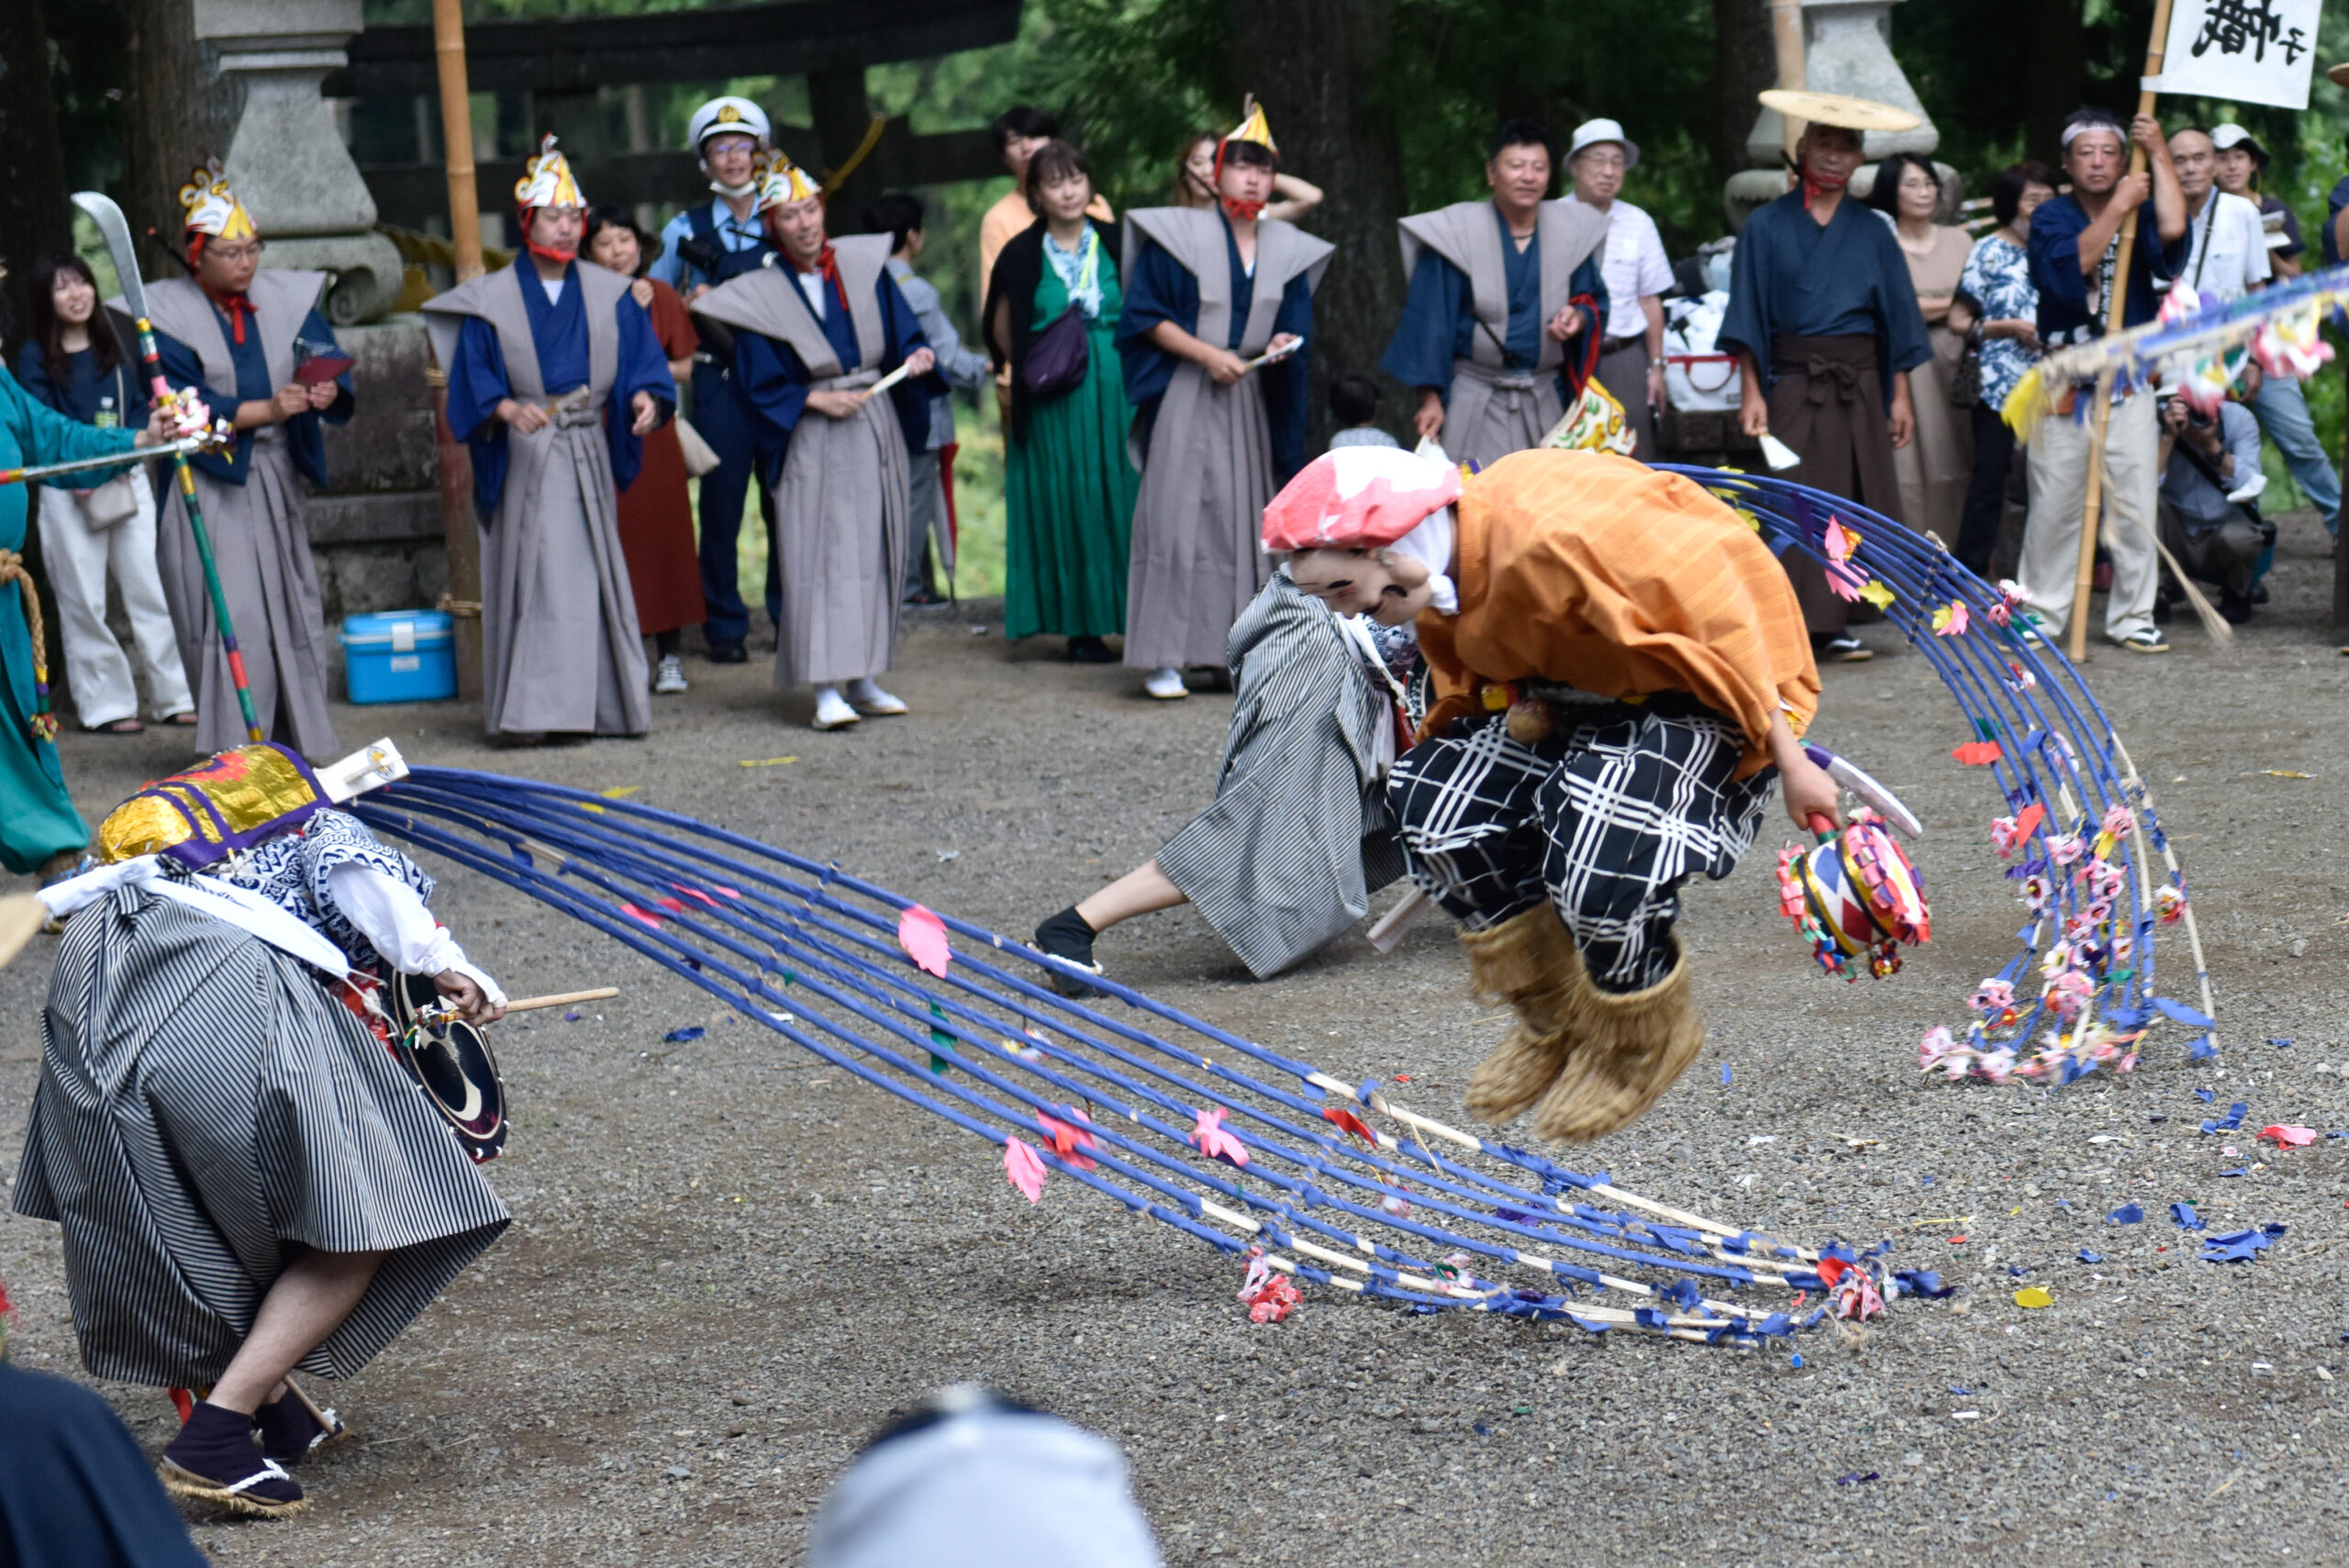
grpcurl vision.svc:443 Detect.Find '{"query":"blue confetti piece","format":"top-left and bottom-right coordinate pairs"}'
top-left (2199, 1224), bottom-right (2285, 1263)
top-left (1921, 1173), bottom-right (1934, 1186)
top-left (2188, 1035), bottom-right (2217, 1061)
top-left (2147, 1114), bottom-right (2167, 1124)
top-left (2170, 1203), bottom-right (2205, 1230)
top-left (1893, 1270), bottom-right (1954, 1298)
top-left (2194, 1087), bottom-right (2215, 1103)
top-left (2077, 1250), bottom-right (2104, 1263)
top-left (2269, 1038), bottom-right (2293, 1049)
top-left (1835, 1471), bottom-right (1880, 1485)
top-left (662, 1025), bottom-right (706, 1043)
top-left (1948, 1385), bottom-right (1973, 1396)
top-left (1720, 1062), bottom-right (1732, 1085)
top-left (2009, 1265), bottom-right (2031, 1277)
top-left (2056, 1198), bottom-right (2073, 1209)
top-left (2107, 1204), bottom-right (2143, 1225)
top-left (1789, 1353), bottom-right (1804, 1369)
top-left (2215, 1166), bottom-right (2249, 1178)
top-left (563, 1009), bottom-right (582, 1022)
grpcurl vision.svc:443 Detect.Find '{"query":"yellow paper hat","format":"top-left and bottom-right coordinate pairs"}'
top-left (178, 159), bottom-right (256, 241)
top-left (514, 134), bottom-right (586, 211)
top-left (751, 148), bottom-right (822, 213)
top-left (1223, 95), bottom-right (1277, 158)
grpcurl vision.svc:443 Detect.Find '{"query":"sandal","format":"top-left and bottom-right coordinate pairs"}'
top-left (159, 1401), bottom-right (306, 1518)
top-left (164, 710), bottom-right (199, 727)
top-left (94, 717), bottom-right (145, 735)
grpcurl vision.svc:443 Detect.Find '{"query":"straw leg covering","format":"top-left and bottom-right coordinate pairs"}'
top-left (1531, 946), bottom-right (1705, 1143)
top-left (1459, 904), bottom-right (1591, 1127)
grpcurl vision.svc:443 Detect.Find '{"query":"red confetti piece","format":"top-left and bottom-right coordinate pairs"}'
top-left (2012, 802), bottom-right (2046, 841)
top-left (1952, 741), bottom-right (2002, 766)
top-left (621, 902), bottom-right (666, 929)
top-left (1948, 1234), bottom-right (1967, 1245)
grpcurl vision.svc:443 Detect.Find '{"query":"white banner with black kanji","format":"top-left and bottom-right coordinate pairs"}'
top-left (2153, 0), bottom-right (2322, 110)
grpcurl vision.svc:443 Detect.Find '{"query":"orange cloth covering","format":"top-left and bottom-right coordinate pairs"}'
top-left (1415, 450), bottom-right (1820, 776)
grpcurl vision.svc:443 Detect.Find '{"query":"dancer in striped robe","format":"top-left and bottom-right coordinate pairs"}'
top-left (12, 746), bottom-right (510, 1518)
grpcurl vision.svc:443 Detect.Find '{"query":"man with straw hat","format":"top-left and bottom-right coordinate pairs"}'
top-left (1119, 97), bottom-right (1332, 703)
top-left (423, 134), bottom-right (677, 742)
top-left (2014, 107), bottom-right (2187, 657)
top-left (692, 150), bottom-right (941, 732)
top-left (1380, 118), bottom-right (1609, 469)
top-left (1719, 91), bottom-right (1932, 665)
top-left (141, 160), bottom-right (354, 757)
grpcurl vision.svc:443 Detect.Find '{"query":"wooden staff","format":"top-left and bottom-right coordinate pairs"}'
top-left (417, 985), bottom-right (618, 1025)
top-left (2066, 0), bottom-right (2176, 661)
top-left (429, 0), bottom-right (486, 697)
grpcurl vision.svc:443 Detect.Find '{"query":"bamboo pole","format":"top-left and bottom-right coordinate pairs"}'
top-left (2065, 0), bottom-right (2176, 660)
top-left (1769, 0), bottom-right (1808, 161)
top-left (429, 0), bottom-right (485, 699)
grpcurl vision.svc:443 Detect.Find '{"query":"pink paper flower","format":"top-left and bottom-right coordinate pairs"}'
top-left (2099, 805), bottom-right (2133, 839)
top-left (2049, 834), bottom-right (2086, 866)
top-left (1932, 601), bottom-right (1970, 637)
top-left (897, 904), bottom-right (952, 977)
top-left (1004, 1138), bottom-right (1047, 1203)
top-left (1968, 978), bottom-right (2016, 1017)
top-left (1191, 1106), bottom-right (1249, 1167)
top-left (1824, 518), bottom-right (1862, 562)
top-left (2258, 1125), bottom-right (2318, 1149)
top-left (1919, 1026), bottom-right (1958, 1071)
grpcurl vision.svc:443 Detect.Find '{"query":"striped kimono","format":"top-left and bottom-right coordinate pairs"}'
top-left (1153, 573), bottom-right (1411, 978)
top-left (12, 813), bottom-right (507, 1388)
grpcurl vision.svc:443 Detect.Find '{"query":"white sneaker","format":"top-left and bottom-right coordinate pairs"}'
top-left (811, 686), bottom-right (861, 730)
top-left (845, 677), bottom-right (907, 716)
top-left (653, 654), bottom-right (688, 695)
top-left (1142, 667), bottom-right (1188, 701)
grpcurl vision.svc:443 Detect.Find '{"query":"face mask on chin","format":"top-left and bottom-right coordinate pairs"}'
top-left (709, 176), bottom-right (757, 199)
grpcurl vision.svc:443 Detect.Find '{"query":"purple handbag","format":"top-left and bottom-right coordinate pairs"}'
top-left (1020, 305), bottom-right (1090, 398)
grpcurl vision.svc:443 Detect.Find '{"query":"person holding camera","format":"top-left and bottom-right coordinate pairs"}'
top-left (2156, 388), bottom-right (2267, 626)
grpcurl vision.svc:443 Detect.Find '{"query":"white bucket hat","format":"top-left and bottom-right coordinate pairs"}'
top-left (1566, 117), bottom-right (1640, 171)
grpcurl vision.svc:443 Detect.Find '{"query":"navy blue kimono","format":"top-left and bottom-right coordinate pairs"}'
top-left (443, 262), bottom-right (674, 521)
top-left (1718, 190), bottom-right (1932, 407)
top-left (1117, 219), bottom-right (1315, 483)
top-left (1379, 206), bottom-right (1609, 403)
top-left (731, 262), bottom-right (936, 484)
top-left (2028, 195), bottom-right (2188, 347)
top-left (152, 301), bottom-right (352, 486)
top-left (0, 1363), bottom-right (208, 1568)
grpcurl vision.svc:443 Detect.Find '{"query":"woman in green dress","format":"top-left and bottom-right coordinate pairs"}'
top-left (986, 139), bottom-right (1139, 661)
top-left (1, 364), bottom-right (180, 879)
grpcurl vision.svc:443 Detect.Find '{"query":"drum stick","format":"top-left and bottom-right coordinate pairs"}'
top-left (500, 986), bottom-right (619, 1013)
top-left (1367, 886), bottom-right (1433, 954)
top-left (1243, 338), bottom-right (1302, 373)
top-left (857, 362), bottom-right (915, 402)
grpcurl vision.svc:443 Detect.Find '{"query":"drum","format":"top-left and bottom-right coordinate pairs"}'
top-left (386, 970), bottom-right (508, 1162)
top-left (1775, 810), bottom-right (1930, 980)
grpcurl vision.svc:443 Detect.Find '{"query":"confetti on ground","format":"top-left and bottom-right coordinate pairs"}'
top-left (739, 757), bottom-right (799, 768)
top-left (2172, 1203), bottom-right (2206, 1229)
top-left (1834, 1472), bottom-right (1880, 1485)
top-left (2200, 1224), bottom-right (2286, 1263)
top-left (2014, 1287), bottom-right (2054, 1308)
top-left (2077, 1250), bottom-right (2103, 1263)
top-left (662, 1026), bottom-right (706, 1043)
top-left (2257, 770), bottom-right (2314, 779)
top-left (2108, 1204), bottom-right (2144, 1224)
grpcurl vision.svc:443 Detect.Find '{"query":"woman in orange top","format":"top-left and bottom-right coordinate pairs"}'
top-left (1273, 446), bottom-right (1839, 1144)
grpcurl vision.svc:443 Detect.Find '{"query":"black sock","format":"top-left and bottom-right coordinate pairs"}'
top-left (656, 629), bottom-right (682, 657)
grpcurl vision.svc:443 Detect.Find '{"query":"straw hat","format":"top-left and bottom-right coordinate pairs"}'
top-left (1758, 89), bottom-right (1921, 134)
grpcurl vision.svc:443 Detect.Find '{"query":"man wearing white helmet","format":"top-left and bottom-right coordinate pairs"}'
top-left (649, 95), bottom-right (778, 667)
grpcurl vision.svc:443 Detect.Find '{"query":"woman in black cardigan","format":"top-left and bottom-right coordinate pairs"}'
top-left (985, 139), bottom-right (1138, 662)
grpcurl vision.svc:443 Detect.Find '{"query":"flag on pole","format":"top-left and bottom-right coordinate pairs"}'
top-left (2150, 0), bottom-right (2321, 109)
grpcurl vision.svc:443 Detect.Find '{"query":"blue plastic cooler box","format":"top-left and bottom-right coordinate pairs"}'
top-left (341, 610), bottom-right (457, 704)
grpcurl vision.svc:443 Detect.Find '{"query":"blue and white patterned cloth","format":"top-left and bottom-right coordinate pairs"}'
top-left (1957, 233), bottom-right (2041, 415)
top-left (201, 808), bottom-right (435, 973)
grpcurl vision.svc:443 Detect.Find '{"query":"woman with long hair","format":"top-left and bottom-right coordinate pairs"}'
top-left (14, 251), bottom-right (195, 735)
top-left (985, 139), bottom-right (1138, 661)
top-left (584, 205), bottom-right (706, 696)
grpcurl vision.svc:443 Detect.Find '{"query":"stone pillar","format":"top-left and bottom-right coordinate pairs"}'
top-left (197, 0), bottom-right (406, 324)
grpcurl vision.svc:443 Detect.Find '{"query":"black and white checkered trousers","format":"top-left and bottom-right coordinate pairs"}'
top-left (1386, 698), bottom-right (1776, 992)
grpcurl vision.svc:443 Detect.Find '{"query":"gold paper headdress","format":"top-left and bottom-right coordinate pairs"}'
top-left (750, 147), bottom-right (822, 213)
top-left (1223, 95), bottom-right (1277, 158)
top-left (178, 158), bottom-right (256, 241)
top-left (514, 134), bottom-right (587, 211)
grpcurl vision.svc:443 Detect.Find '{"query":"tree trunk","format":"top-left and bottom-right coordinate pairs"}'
top-left (2026, 0), bottom-right (2085, 161)
top-left (0, 0), bottom-right (71, 338)
top-left (1228, 0), bottom-right (1407, 447)
top-left (1712, 0), bottom-right (1777, 181)
top-left (119, 0), bottom-right (240, 287)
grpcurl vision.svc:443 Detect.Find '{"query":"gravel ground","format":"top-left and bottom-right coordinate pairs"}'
top-left (5, 512), bottom-right (2347, 1564)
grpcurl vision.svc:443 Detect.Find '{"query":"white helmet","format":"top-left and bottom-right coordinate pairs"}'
top-left (689, 96), bottom-right (772, 157)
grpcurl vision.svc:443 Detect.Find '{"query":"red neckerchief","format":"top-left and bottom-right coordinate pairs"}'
top-left (200, 283), bottom-right (255, 345)
top-left (525, 243), bottom-right (578, 267)
top-left (1799, 158), bottom-right (1851, 217)
top-left (1222, 197), bottom-right (1267, 222)
top-left (789, 240), bottom-right (848, 315)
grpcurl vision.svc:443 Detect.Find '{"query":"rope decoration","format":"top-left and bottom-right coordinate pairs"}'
top-left (0, 550), bottom-right (61, 744)
top-left (1659, 463), bottom-right (2213, 1086)
top-left (356, 770), bottom-right (1941, 1348)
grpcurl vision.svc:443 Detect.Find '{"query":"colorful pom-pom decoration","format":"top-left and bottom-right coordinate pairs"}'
top-left (1775, 809), bottom-right (1930, 981)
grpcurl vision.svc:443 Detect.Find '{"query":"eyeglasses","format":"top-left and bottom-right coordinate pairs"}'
top-left (205, 241), bottom-right (266, 262)
top-left (1576, 154), bottom-right (1627, 172)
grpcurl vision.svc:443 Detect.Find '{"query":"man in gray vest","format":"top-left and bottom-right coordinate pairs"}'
top-left (1380, 120), bottom-right (1609, 468)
